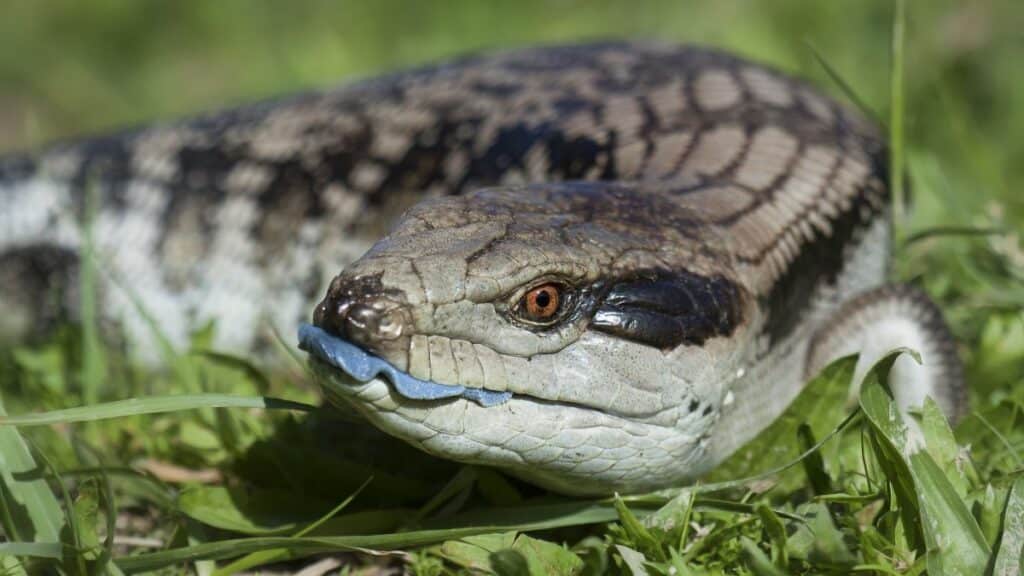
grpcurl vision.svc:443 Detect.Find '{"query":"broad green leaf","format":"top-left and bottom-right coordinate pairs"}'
top-left (439, 532), bottom-right (518, 572)
top-left (860, 352), bottom-right (991, 575)
top-left (993, 476), bottom-right (1024, 576)
top-left (910, 452), bottom-right (990, 575)
top-left (0, 399), bottom-right (63, 543)
top-left (642, 488), bottom-right (694, 549)
top-left (490, 548), bottom-right (531, 576)
top-left (614, 544), bottom-right (649, 576)
top-left (859, 358), bottom-right (925, 550)
top-left (440, 528), bottom-right (588, 574)
top-left (918, 397), bottom-right (973, 497)
top-left (509, 534), bottom-right (582, 575)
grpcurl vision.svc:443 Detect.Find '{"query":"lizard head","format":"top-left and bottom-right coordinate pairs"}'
top-left (301, 181), bottom-right (757, 494)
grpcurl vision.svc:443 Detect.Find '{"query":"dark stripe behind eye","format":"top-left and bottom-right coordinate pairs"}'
top-left (590, 271), bottom-right (743, 349)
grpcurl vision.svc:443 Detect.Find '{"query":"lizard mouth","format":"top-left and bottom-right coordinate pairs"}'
top-left (298, 323), bottom-right (513, 407)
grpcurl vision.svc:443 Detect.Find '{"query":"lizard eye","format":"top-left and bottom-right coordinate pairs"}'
top-left (517, 282), bottom-right (565, 324)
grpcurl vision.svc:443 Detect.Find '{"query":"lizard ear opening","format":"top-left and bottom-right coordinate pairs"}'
top-left (589, 271), bottom-right (744, 350)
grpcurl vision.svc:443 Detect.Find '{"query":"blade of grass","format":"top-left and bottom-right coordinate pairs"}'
top-left (628, 356), bottom-right (862, 505)
top-left (116, 500), bottom-right (629, 573)
top-left (0, 543), bottom-right (63, 559)
top-left (268, 320), bottom-right (307, 373)
top-left (404, 466), bottom-right (478, 529)
top-left (0, 394), bottom-right (315, 427)
top-left (683, 517), bottom-right (758, 562)
top-left (54, 466), bottom-right (174, 510)
top-left (890, 0), bottom-right (907, 230)
top-left (26, 438), bottom-right (85, 576)
top-left (692, 499), bottom-right (803, 523)
top-left (705, 354), bottom-right (857, 489)
top-left (970, 411), bottom-right (1024, 469)
top-left (652, 409), bottom-right (861, 500)
top-left (79, 181), bottom-right (105, 407)
top-left (803, 40), bottom-right (877, 121)
top-left (211, 477), bottom-right (372, 575)
top-left (901, 225), bottom-right (1010, 248)
top-left (755, 504), bottom-right (788, 569)
top-left (106, 266), bottom-right (202, 394)
top-left (74, 444), bottom-right (124, 576)
top-left (613, 494), bottom-right (665, 562)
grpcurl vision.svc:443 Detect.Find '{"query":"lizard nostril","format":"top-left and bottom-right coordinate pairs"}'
top-left (345, 303), bottom-right (377, 332)
top-left (348, 304), bottom-right (407, 340)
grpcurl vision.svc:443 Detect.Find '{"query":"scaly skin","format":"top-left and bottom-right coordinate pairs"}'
top-left (0, 42), bottom-right (964, 494)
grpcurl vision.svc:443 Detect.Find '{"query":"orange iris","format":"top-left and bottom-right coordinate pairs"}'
top-left (523, 283), bottom-right (561, 321)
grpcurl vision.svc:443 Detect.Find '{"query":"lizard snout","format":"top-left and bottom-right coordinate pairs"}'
top-left (313, 275), bottom-right (411, 360)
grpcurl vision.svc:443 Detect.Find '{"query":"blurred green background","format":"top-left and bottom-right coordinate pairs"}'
top-left (0, 1), bottom-right (1014, 177)
top-left (1, 0), bottom-right (1021, 400)
top-left (1, 1), bottom-right (1021, 215)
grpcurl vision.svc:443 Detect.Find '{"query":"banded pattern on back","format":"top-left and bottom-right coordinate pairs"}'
top-left (0, 42), bottom-right (885, 353)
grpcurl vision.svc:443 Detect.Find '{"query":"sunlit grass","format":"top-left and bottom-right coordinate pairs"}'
top-left (2, 1), bottom-right (1024, 574)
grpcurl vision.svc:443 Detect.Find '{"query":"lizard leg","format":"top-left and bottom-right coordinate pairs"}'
top-left (806, 284), bottom-right (966, 422)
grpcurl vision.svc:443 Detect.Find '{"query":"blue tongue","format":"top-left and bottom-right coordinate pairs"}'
top-left (298, 323), bottom-right (512, 408)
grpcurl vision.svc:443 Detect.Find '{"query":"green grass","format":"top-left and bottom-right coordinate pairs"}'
top-left (2, 1), bottom-right (1024, 574)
